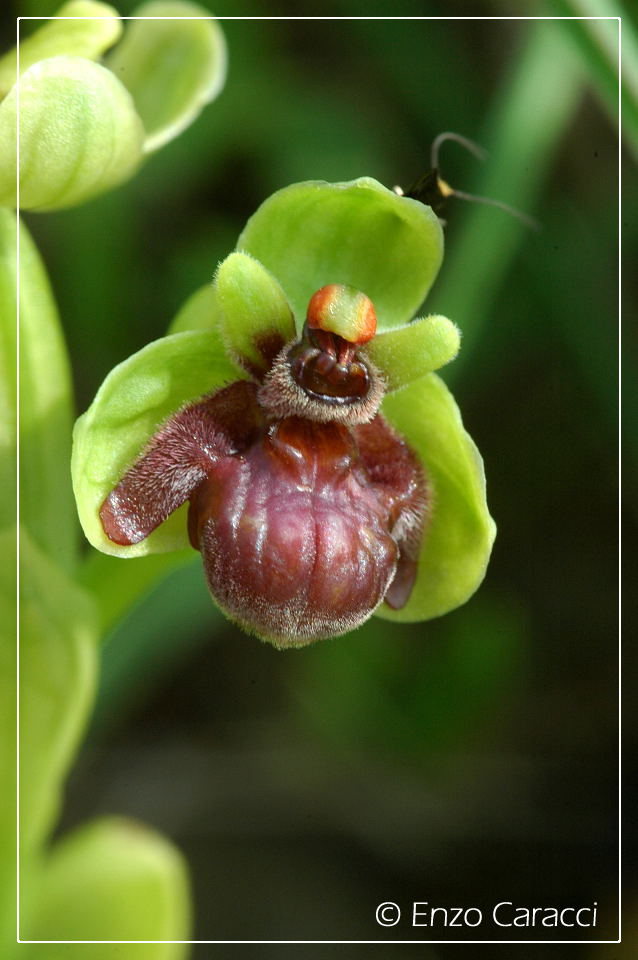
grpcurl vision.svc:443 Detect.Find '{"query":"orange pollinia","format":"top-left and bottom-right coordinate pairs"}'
top-left (306, 284), bottom-right (377, 344)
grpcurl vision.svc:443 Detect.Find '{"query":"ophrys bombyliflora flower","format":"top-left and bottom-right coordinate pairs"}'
top-left (72, 178), bottom-right (496, 647)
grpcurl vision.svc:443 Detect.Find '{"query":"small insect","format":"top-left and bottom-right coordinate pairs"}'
top-left (394, 131), bottom-right (540, 230)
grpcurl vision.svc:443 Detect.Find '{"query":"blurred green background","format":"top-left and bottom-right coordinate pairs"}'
top-left (9, 0), bottom-right (629, 953)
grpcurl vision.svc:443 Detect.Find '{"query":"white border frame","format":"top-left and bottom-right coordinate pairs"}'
top-left (14, 12), bottom-right (622, 947)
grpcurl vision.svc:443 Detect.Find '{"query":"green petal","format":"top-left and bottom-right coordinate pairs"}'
top-left (0, 1), bottom-right (122, 100)
top-left (19, 529), bottom-right (97, 856)
top-left (364, 314), bottom-right (461, 392)
top-left (215, 252), bottom-right (295, 377)
top-left (27, 816), bottom-right (191, 950)
top-left (0, 56), bottom-right (145, 211)
top-left (377, 373), bottom-right (496, 622)
top-left (237, 177), bottom-right (444, 332)
top-left (166, 281), bottom-right (220, 334)
top-left (72, 329), bottom-right (247, 558)
top-left (106, 1), bottom-right (227, 154)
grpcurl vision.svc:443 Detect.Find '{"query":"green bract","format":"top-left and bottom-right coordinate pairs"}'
top-left (106, 1), bottom-right (227, 154)
top-left (72, 176), bottom-right (496, 624)
top-left (0, 0), bottom-right (226, 211)
top-left (26, 816), bottom-right (191, 950)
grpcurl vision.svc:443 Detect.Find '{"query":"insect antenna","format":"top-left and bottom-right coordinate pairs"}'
top-left (446, 186), bottom-right (541, 231)
top-left (398, 131), bottom-right (540, 231)
top-left (430, 130), bottom-right (487, 169)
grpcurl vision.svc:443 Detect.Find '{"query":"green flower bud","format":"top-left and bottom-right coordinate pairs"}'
top-left (0, 56), bottom-right (145, 211)
top-left (0, 0), bottom-right (227, 211)
top-left (0, 0), bottom-right (122, 97)
top-left (26, 816), bottom-right (191, 944)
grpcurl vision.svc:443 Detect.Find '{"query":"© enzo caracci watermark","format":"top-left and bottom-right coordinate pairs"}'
top-left (375, 899), bottom-right (599, 930)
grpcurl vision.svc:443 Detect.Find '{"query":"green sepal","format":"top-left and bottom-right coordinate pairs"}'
top-left (19, 528), bottom-right (98, 856)
top-left (364, 314), bottom-right (461, 392)
top-left (0, 1), bottom-right (122, 100)
top-left (25, 816), bottom-right (191, 951)
top-left (72, 329), bottom-right (247, 558)
top-left (106, 0), bottom-right (227, 154)
top-left (377, 373), bottom-right (496, 622)
top-left (237, 178), bottom-right (444, 332)
top-left (0, 56), bottom-right (145, 211)
top-left (215, 252), bottom-right (296, 378)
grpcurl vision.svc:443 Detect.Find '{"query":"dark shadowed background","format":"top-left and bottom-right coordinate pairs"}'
top-left (11, 1), bottom-right (631, 955)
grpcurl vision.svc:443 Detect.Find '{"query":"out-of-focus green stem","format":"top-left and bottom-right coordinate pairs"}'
top-left (431, 21), bottom-right (585, 381)
top-left (547, 0), bottom-right (636, 156)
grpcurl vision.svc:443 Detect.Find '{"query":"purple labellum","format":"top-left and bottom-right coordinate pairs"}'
top-left (100, 285), bottom-right (429, 647)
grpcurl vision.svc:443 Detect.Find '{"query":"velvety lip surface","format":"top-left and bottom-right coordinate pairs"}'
top-left (193, 418), bottom-right (399, 644)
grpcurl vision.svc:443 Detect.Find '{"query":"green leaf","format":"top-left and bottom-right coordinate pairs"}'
top-left (377, 373), bottom-right (496, 622)
top-left (0, 210), bottom-right (17, 533)
top-left (19, 528), bottom-right (97, 855)
top-left (215, 252), bottom-right (295, 377)
top-left (106, 1), bottom-right (227, 153)
top-left (364, 313), bottom-right (460, 392)
top-left (0, 1), bottom-right (122, 100)
top-left (0, 56), bottom-right (145, 211)
top-left (0, 526), bottom-right (17, 948)
top-left (10, 213), bottom-right (78, 571)
top-left (434, 21), bottom-right (583, 382)
top-left (548, 0), bottom-right (636, 157)
top-left (166, 281), bottom-right (220, 334)
top-left (237, 177), bottom-right (444, 332)
top-left (25, 816), bottom-right (191, 954)
top-left (72, 328), bottom-right (246, 557)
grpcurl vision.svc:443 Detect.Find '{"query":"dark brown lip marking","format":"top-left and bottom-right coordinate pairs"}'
top-left (288, 325), bottom-right (371, 404)
top-left (238, 330), bottom-right (289, 381)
